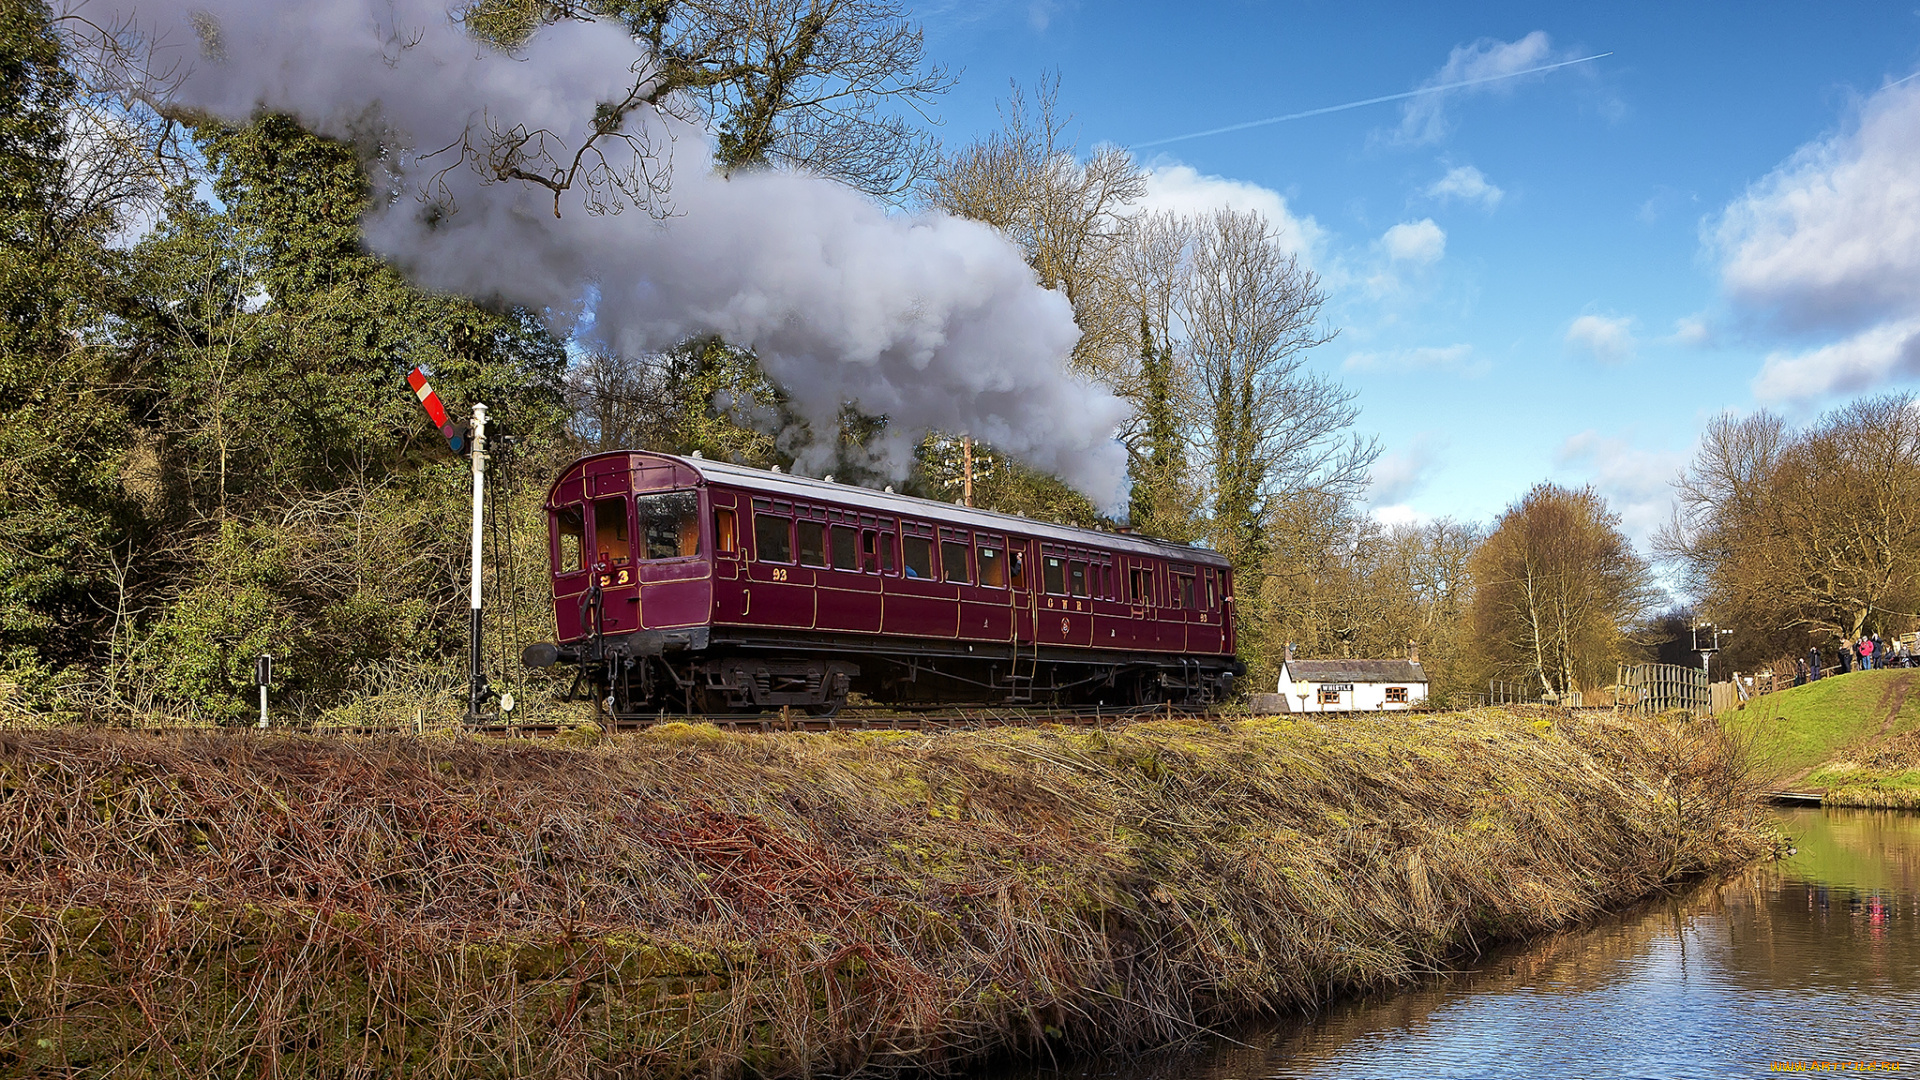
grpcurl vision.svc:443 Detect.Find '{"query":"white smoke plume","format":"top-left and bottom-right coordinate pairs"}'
top-left (104, 0), bottom-right (1130, 504)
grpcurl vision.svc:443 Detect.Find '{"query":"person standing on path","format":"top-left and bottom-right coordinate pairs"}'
top-left (1810, 646), bottom-right (1824, 680)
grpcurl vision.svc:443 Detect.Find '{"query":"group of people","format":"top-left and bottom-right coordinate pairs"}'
top-left (1796, 633), bottom-right (1914, 684)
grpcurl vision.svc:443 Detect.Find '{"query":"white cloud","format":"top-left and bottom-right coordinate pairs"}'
top-left (1343, 343), bottom-right (1488, 378)
top-left (1672, 315), bottom-right (1713, 347)
top-left (1380, 219), bottom-right (1446, 264)
top-left (1751, 317), bottom-right (1920, 404)
top-left (1134, 162), bottom-right (1324, 262)
top-left (1399, 31), bottom-right (1557, 144)
top-left (1711, 75), bottom-right (1920, 405)
top-left (1425, 165), bottom-right (1504, 209)
top-left (1565, 313), bottom-right (1637, 364)
top-left (1370, 504), bottom-right (1432, 529)
top-left (1368, 433), bottom-right (1447, 505)
top-left (1714, 79), bottom-right (1920, 335)
top-left (1555, 431), bottom-right (1688, 546)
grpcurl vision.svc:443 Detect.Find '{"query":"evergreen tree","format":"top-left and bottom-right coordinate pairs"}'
top-left (1126, 310), bottom-right (1190, 539)
top-left (0, 0), bottom-right (137, 690)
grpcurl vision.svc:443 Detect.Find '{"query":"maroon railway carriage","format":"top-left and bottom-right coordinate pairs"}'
top-left (521, 450), bottom-right (1243, 717)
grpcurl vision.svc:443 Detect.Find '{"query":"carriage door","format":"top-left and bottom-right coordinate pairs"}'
top-left (587, 474), bottom-right (639, 633)
top-left (1009, 538), bottom-right (1035, 644)
top-left (711, 492), bottom-right (741, 582)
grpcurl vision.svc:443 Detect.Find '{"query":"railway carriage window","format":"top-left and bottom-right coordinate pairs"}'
top-left (977, 541), bottom-right (1005, 588)
top-left (593, 498), bottom-right (630, 567)
top-left (1009, 550), bottom-right (1027, 590)
top-left (879, 532), bottom-right (897, 575)
top-left (903, 534), bottom-right (934, 579)
top-left (1101, 563), bottom-right (1113, 600)
top-left (713, 508), bottom-right (738, 555)
top-left (1130, 567), bottom-right (1152, 604)
top-left (754, 512), bottom-right (792, 563)
top-left (636, 491), bottom-right (701, 559)
top-left (556, 505), bottom-right (585, 573)
top-left (797, 520), bottom-right (828, 567)
top-left (1069, 561), bottom-right (1088, 598)
top-left (830, 525), bottom-right (859, 571)
top-left (1043, 556), bottom-right (1066, 595)
top-left (1205, 569), bottom-right (1217, 609)
top-left (941, 539), bottom-right (971, 584)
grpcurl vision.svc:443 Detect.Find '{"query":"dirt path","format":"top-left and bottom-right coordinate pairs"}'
top-left (1780, 671), bottom-right (1916, 791)
top-left (1871, 671), bottom-right (1915, 737)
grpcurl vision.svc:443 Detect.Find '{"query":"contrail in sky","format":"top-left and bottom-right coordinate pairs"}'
top-left (1130, 51), bottom-right (1614, 149)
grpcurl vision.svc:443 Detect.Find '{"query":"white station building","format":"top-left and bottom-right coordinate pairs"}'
top-left (1275, 657), bottom-right (1430, 712)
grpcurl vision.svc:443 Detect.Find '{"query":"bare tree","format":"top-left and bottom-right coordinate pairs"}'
top-left (457, 0), bottom-right (952, 205)
top-left (1658, 395), bottom-right (1920, 651)
top-left (924, 76), bottom-right (1145, 383)
top-left (1472, 484), bottom-right (1656, 696)
top-left (1182, 208), bottom-right (1373, 564)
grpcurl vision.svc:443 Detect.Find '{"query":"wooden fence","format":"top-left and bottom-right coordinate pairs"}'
top-left (1616, 662), bottom-right (1709, 716)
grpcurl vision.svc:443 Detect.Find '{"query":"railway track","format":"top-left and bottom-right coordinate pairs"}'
top-left (475, 702), bottom-right (1210, 737)
top-left (169, 703), bottom-right (1213, 739)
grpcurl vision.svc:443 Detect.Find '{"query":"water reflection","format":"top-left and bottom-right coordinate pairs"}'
top-left (992, 808), bottom-right (1920, 1080)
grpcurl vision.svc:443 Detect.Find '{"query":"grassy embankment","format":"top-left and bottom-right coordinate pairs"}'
top-left (1720, 668), bottom-right (1920, 807)
top-left (1, 710), bottom-right (1772, 1078)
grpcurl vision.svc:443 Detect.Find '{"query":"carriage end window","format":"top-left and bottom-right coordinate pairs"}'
top-left (593, 498), bottom-right (629, 567)
top-left (637, 491), bottom-right (700, 560)
top-left (754, 512), bottom-right (792, 563)
top-left (556, 504), bottom-right (585, 573)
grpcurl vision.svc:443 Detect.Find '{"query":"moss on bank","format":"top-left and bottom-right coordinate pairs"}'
top-left (0, 711), bottom-right (1772, 1077)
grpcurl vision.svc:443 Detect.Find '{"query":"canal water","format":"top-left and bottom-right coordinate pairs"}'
top-left (1000, 808), bottom-right (1920, 1080)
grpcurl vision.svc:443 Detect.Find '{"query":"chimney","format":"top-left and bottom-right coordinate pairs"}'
top-left (1408, 640), bottom-right (1420, 664)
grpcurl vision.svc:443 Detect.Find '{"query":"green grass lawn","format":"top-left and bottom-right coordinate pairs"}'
top-left (1721, 668), bottom-right (1920, 805)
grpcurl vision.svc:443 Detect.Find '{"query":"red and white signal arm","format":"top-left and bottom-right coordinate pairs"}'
top-left (407, 366), bottom-right (450, 427)
top-left (408, 366), bottom-right (474, 452)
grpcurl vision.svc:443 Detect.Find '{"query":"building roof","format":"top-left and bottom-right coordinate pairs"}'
top-left (1284, 659), bottom-right (1428, 684)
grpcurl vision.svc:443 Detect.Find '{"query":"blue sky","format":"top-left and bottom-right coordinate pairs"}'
top-left (916, 1), bottom-right (1920, 548)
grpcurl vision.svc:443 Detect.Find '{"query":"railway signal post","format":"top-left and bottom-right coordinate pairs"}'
top-left (254, 654), bottom-right (271, 729)
top-left (466, 401), bottom-right (491, 724)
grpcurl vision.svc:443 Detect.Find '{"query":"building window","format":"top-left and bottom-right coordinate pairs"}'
top-left (1385, 686), bottom-right (1408, 704)
top-left (1317, 687), bottom-right (1343, 706)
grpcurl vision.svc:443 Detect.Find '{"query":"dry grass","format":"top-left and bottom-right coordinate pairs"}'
top-left (0, 709), bottom-right (1774, 1078)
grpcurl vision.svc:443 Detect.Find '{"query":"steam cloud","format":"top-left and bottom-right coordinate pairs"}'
top-left (110, 0), bottom-right (1129, 503)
